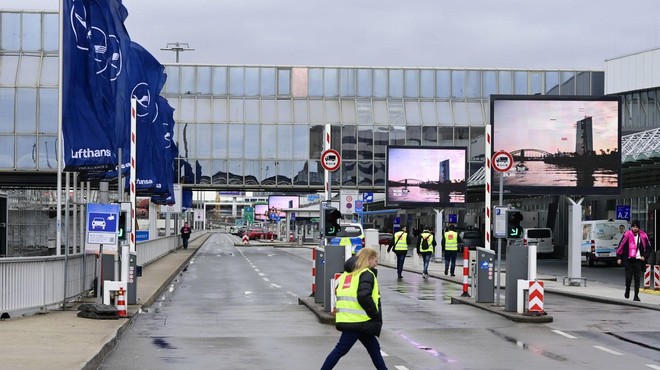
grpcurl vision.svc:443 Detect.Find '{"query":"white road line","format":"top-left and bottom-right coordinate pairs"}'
top-left (552, 330), bottom-right (577, 339)
top-left (270, 283), bottom-right (281, 288)
top-left (380, 350), bottom-right (388, 357)
top-left (258, 272), bottom-right (265, 276)
top-left (647, 365), bottom-right (660, 370)
top-left (594, 345), bottom-right (623, 355)
top-left (263, 277), bottom-right (270, 282)
top-left (394, 366), bottom-right (409, 370)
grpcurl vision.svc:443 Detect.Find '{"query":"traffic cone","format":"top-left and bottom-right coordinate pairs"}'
top-left (116, 287), bottom-right (127, 318)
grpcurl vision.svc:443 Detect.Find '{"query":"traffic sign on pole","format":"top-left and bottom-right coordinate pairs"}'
top-left (492, 151), bottom-right (514, 173)
top-left (321, 149), bottom-right (341, 172)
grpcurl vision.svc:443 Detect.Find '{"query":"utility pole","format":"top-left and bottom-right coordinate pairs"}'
top-left (160, 42), bottom-right (194, 63)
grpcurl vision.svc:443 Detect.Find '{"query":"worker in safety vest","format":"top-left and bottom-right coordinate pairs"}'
top-left (387, 226), bottom-right (410, 279)
top-left (442, 225), bottom-right (461, 276)
top-left (416, 228), bottom-right (437, 279)
top-left (321, 248), bottom-right (386, 370)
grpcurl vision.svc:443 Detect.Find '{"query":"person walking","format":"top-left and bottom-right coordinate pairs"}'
top-left (320, 248), bottom-right (387, 370)
top-left (180, 222), bottom-right (192, 250)
top-left (616, 220), bottom-right (651, 301)
top-left (417, 227), bottom-right (437, 279)
top-left (442, 225), bottom-right (461, 276)
top-left (388, 226), bottom-right (410, 279)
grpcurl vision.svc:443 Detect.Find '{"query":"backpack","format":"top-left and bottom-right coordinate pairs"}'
top-left (421, 235), bottom-right (430, 250)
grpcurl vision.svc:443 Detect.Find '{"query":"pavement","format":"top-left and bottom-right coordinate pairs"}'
top-left (2, 235), bottom-right (659, 370)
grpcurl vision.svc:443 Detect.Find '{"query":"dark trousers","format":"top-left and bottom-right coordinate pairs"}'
top-left (182, 237), bottom-right (190, 249)
top-left (624, 258), bottom-right (644, 296)
top-left (321, 330), bottom-right (387, 370)
top-left (444, 250), bottom-right (457, 274)
top-left (421, 252), bottom-right (432, 274)
top-left (395, 252), bottom-right (407, 276)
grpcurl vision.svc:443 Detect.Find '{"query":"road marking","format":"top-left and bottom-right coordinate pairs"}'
top-left (647, 365), bottom-right (660, 370)
top-left (258, 272), bottom-right (265, 276)
top-left (270, 283), bottom-right (281, 288)
top-left (381, 350), bottom-right (388, 357)
top-left (394, 366), bottom-right (409, 370)
top-left (263, 277), bottom-right (270, 282)
top-left (552, 330), bottom-right (577, 339)
top-left (594, 345), bottom-right (623, 355)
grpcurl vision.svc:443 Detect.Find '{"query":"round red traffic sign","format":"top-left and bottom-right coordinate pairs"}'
top-left (321, 149), bottom-right (341, 172)
top-left (492, 151), bottom-right (514, 172)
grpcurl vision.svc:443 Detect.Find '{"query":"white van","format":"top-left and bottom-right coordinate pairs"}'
top-left (581, 220), bottom-right (629, 266)
top-left (523, 228), bottom-right (554, 255)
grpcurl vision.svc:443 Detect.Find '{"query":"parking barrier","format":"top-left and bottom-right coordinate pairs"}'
top-left (461, 246), bottom-right (470, 297)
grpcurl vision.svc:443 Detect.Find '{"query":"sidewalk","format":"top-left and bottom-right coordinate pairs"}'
top-left (0, 233), bottom-right (211, 370)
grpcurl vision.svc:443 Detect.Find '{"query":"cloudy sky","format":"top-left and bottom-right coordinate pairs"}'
top-left (4, 0), bottom-right (660, 69)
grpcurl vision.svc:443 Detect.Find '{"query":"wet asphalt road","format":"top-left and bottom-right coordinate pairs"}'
top-left (99, 233), bottom-right (660, 370)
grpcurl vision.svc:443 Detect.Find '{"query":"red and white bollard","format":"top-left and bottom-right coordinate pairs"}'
top-left (242, 234), bottom-right (249, 245)
top-left (116, 287), bottom-right (127, 318)
top-left (528, 281), bottom-right (544, 315)
top-left (330, 272), bottom-right (342, 315)
top-left (311, 248), bottom-right (317, 295)
top-left (644, 264), bottom-right (651, 288)
top-left (461, 246), bottom-right (470, 297)
top-left (289, 232), bottom-right (294, 242)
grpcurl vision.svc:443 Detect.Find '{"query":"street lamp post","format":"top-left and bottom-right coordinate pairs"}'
top-left (160, 42), bottom-right (194, 63)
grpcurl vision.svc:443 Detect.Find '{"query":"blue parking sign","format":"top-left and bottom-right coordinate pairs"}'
top-left (86, 203), bottom-right (120, 246)
top-left (616, 205), bottom-right (631, 221)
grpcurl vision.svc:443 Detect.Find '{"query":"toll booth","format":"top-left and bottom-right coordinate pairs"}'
top-left (474, 247), bottom-right (495, 303)
top-left (99, 250), bottom-right (139, 304)
top-left (505, 241), bottom-right (529, 312)
top-left (314, 247), bottom-right (325, 304)
top-left (324, 237), bottom-right (350, 312)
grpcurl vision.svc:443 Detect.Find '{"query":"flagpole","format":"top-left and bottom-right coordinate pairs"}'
top-left (57, 0), bottom-right (64, 259)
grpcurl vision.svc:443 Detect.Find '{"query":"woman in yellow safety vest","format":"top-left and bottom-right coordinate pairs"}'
top-left (320, 248), bottom-right (387, 370)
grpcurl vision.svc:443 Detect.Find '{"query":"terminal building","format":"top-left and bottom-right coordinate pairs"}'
top-left (0, 9), bottom-right (659, 258)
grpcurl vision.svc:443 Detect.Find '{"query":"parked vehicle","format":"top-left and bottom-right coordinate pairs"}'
top-left (245, 227), bottom-right (277, 240)
top-left (459, 230), bottom-right (484, 250)
top-left (378, 233), bottom-right (393, 246)
top-left (581, 220), bottom-right (629, 266)
top-left (523, 228), bottom-right (555, 255)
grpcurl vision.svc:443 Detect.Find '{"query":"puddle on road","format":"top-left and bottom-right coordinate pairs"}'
top-left (152, 337), bottom-right (176, 349)
top-left (487, 329), bottom-right (568, 361)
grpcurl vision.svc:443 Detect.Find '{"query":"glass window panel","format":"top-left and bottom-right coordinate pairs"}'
top-left (373, 69), bottom-right (387, 98)
top-left (277, 125), bottom-right (293, 159)
top-left (16, 135), bottom-right (36, 169)
top-left (293, 99), bottom-right (308, 124)
top-left (39, 88), bottom-right (58, 134)
top-left (39, 136), bottom-right (58, 169)
top-left (561, 71), bottom-right (575, 95)
top-left (293, 160), bottom-right (308, 185)
top-left (470, 126), bottom-right (485, 161)
top-left (436, 70), bottom-right (450, 98)
top-left (357, 127), bottom-right (373, 160)
top-left (591, 71), bottom-right (605, 95)
top-left (261, 99), bottom-right (276, 123)
top-left (293, 125), bottom-right (308, 159)
top-left (358, 160), bottom-right (373, 186)
top-left (356, 99), bottom-right (373, 125)
top-left (21, 14), bottom-right (41, 51)
top-left (545, 71), bottom-right (560, 95)
top-left (17, 55), bottom-right (40, 86)
top-left (373, 126), bottom-right (388, 160)
top-left (244, 160), bottom-right (259, 185)
top-left (244, 124), bottom-right (259, 158)
top-left (374, 160), bottom-right (386, 186)
top-left (466, 70), bottom-right (481, 98)
top-left (227, 159), bottom-right (243, 184)
top-left (278, 68), bottom-right (291, 96)
top-left (40, 56), bottom-right (58, 86)
top-left (229, 98), bottom-right (244, 123)
top-left (261, 68), bottom-right (276, 96)
top-left (179, 98), bottom-right (195, 122)
top-left (0, 88), bottom-right (15, 133)
top-left (0, 55), bottom-right (18, 85)
top-left (292, 67), bottom-right (308, 97)
top-left (195, 123), bottom-right (211, 157)
top-left (309, 125), bottom-right (323, 159)
top-left (357, 69), bottom-right (372, 97)
top-left (530, 72), bottom-right (542, 95)
top-left (331, 124), bottom-right (341, 151)
top-left (389, 69), bottom-right (403, 98)
top-left (180, 66), bottom-right (195, 94)
top-left (309, 100), bottom-right (324, 123)
top-left (483, 71), bottom-right (497, 98)
top-left (245, 67), bottom-right (259, 96)
top-left (388, 100), bottom-right (404, 126)
top-left (196, 98), bottom-right (212, 122)
top-left (163, 66), bottom-right (179, 94)
top-left (325, 100), bottom-right (340, 123)
top-left (421, 126), bottom-right (438, 146)
top-left (436, 101), bottom-right (452, 126)
top-left (262, 125), bottom-right (276, 158)
top-left (389, 125), bottom-right (405, 146)
top-left (404, 101), bottom-right (421, 125)
top-left (180, 123), bottom-right (196, 157)
top-left (404, 70), bottom-right (419, 98)
top-left (0, 135), bottom-right (14, 167)
top-left (211, 159), bottom-right (227, 185)
top-left (514, 71), bottom-right (527, 94)
top-left (213, 98), bottom-right (228, 122)
top-left (420, 70), bottom-right (434, 98)
top-left (277, 100), bottom-right (292, 123)
top-left (342, 160), bottom-right (356, 186)
top-left (498, 71), bottom-right (512, 94)
top-left (212, 123), bottom-right (227, 157)
top-left (244, 99), bottom-right (259, 123)
top-left (576, 71), bottom-right (590, 95)
top-left (229, 67), bottom-right (244, 96)
top-left (277, 160), bottom-right (293, 185)
top-left (228, 124), bottom-right (243, 158)
top-left (342, 125), bottom-right (357, 160)
top-left (197, 66), bottom-right (212, 94)
top-left (261, 159), bottom-right (276, 184)
top-left (455, 127), bottom-right (469, 148)
top-left (43, 14), bottom-right (59, 51)
top-left (439, 127), bottom-right (453, 146)
top-left (453, 102), bottom-right (468, 125)
top-left (341, 100), bottom-right (356, 124)
top-left (373, 100), bottom-right (388, 124)
top-left (406, 126), bottom-right (421, 145)
top-left (1, 13), bottom-right (20, 51)
top-left (212, 66), bottom-right (227, 95)
top-left (467, 101), bottom-right (484, 126)
top-left (339, 69), bottom-right (355, 97)
top-left (451, 70), bottom-right (465, 98)
top-left (324, 69), bottom-right (338, 97)
top-left (420, 101), bottom-right (436, 126)
top-left (16, 88), bottom-right (37, 133)
top-left (308, 68), bottom-right (323, 97)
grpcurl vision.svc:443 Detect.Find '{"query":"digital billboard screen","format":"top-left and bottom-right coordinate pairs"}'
top-left (490, 95), bottom-right (622, 196)
top-left (268, 195), bottom-right (299, 218)
top-left (386, 146), bottom-right (468, 207)
top-left (254, 203), bottom-right (268, 221)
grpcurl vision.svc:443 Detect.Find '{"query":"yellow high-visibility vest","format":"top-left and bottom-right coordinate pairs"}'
top-left (444, 230), bottom-right (458, 251)
top-left (335, 268), bottom-right (379, 323)
top-left (419, 232), bottom-right (434, 253)
top-left (393, 231), bottom-right (408, 251)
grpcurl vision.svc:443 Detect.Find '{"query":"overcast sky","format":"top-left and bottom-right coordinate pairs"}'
top-left (5, 0), bottom-right (660, 69)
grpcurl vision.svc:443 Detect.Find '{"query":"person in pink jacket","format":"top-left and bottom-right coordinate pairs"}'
top-left (616, 220), bottom-right (651, 301)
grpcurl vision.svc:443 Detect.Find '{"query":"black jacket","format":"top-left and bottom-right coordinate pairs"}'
top-left (336, 264), bottom-right (383, 336)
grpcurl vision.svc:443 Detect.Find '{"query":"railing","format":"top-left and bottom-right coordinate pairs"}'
top-left (0, 231), bottom-right (205, 317)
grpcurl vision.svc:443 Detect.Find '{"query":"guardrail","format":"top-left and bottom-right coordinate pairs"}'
top-left (0, 231), bottom-right (205, 317)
